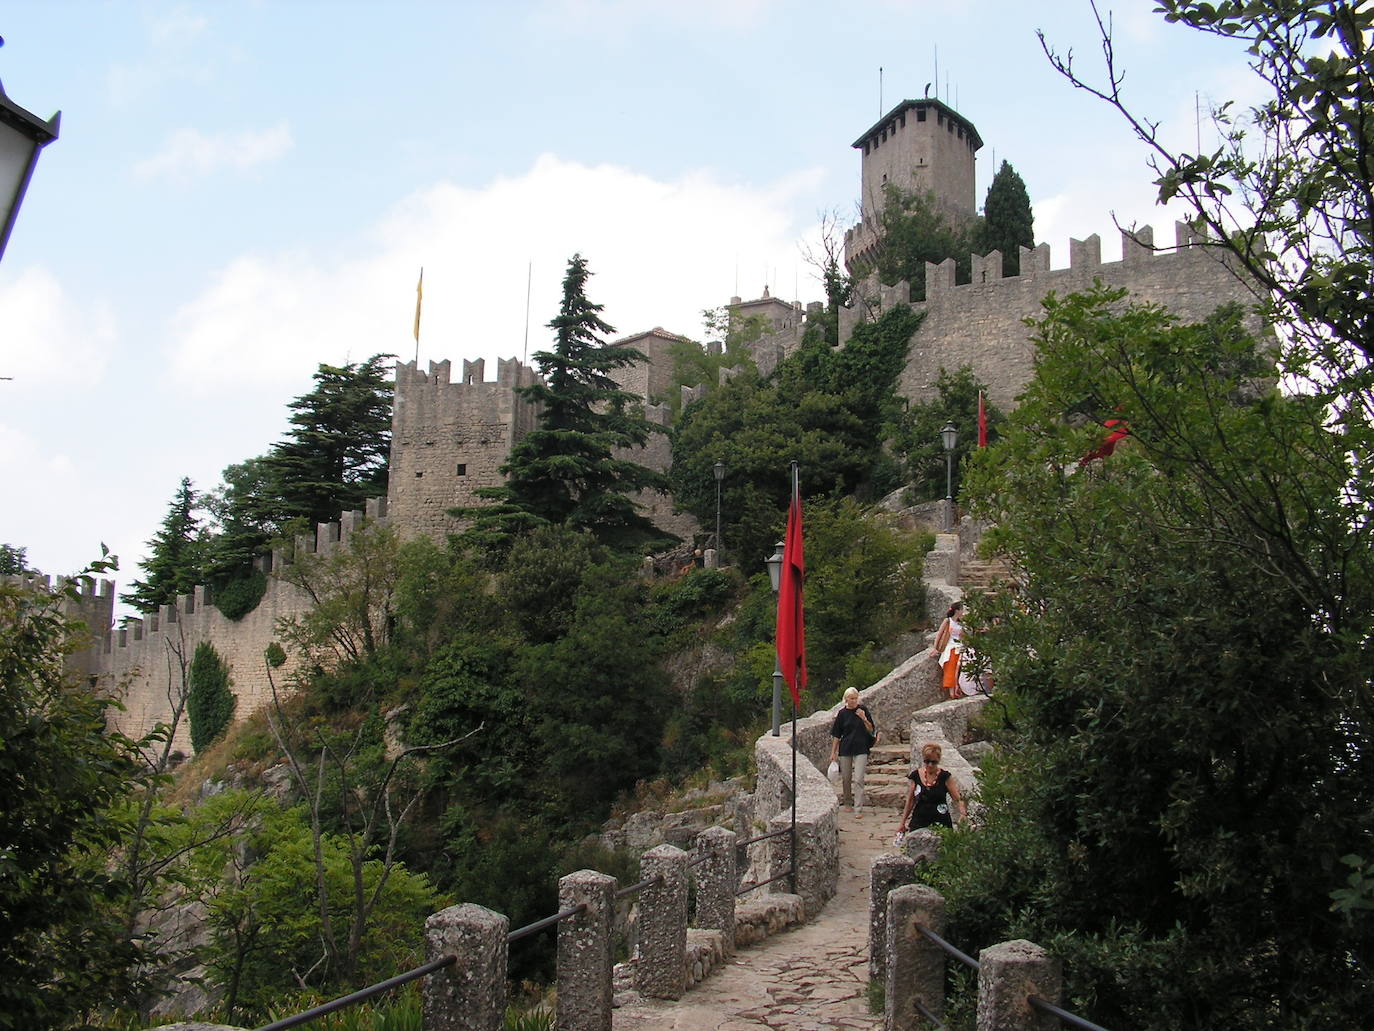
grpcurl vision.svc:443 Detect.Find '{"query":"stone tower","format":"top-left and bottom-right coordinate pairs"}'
top-left (845, 98), bottom-right (983, 272)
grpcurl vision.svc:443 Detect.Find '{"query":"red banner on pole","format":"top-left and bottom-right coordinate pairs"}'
top-left (977, 390), bottom-right (987, 448)
top-left (776, 473), bottom-right (806, 708)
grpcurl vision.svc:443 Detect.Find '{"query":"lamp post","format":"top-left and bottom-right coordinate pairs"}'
top-left (712, 460), bottom-right (725, 566)
top-left (766, 539), bottom-right (785, 737)
top-left (941, 421), bottom-right (959, 530)
top-left (0, 39), bottom-right (61, 263)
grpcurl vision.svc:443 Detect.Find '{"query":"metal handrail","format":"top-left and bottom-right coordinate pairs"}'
top-left (914, 922), bottom-right (980, 971)
top-left (735, 868), bottom-right (794, 896)
top-left (1029, 994), bottom-right (1112, 1031)
top-left (507, 902), bottom-right (587, 943)
top-left (913, 999), bottom-right (948, 1028)
top-left (254, 953), bottom-right (455, 1031)
top-left (738, 826), bottom-right (791, 848)
top-left (614, 873), bottom-right (665, 900)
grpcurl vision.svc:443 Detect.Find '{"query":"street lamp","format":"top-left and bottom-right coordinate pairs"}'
top-left (0, 40), bottom-right (61, 263)
top-left (766, 540), bottom-right (785, 737)
top-left (941, 421), bottom-right (959, 530)
top-left (712, 460), bottom-right (725, 566)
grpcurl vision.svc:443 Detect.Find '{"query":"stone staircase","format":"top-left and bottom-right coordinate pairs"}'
top-left (863, 742), bottom-right (913, 809)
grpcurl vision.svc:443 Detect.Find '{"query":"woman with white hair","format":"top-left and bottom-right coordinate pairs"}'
top-left (828, 687), bottom-right (878, 816)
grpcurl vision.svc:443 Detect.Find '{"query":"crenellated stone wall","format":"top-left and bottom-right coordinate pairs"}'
top-left (841, 222), bottom-right (1259, 412)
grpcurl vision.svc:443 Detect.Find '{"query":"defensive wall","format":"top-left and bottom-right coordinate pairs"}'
top-left (840, 221), bottom-right (1260, 411)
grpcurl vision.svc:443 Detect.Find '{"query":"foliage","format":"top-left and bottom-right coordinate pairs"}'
top-left (0, 562), bottom-right (149, 1030)
top-left (260, 355), bottom-right (395, 530)
top-left (275, 521), bottom-right (404, 665)
top-left (188, 641), bottom-right (235, 753)
top-left (892, 366), bottom-right (1005, 502)
top-left (197, 800), bottom-right (439, 1022)
top-left (456, 255), bottom-right (670, 553)
top-left (1042, 1), bottom-right (1374, 459)
top-left (661, 309), bottom-right (766, 412)
top-left (868, 184), bottom-right (975, 299)
top-left (200, 456), bottom-right (280, 588)
top-left (213, 567), bottom-right (267, 620)
top-left (942, 286), bottom-right (1374, 1027)
top-left (976, 160), bottom-right (1035, 276)
top-left (0, 543), bottom-right (30, 575)
top-left (670, 304), bottom-right (920, 567)
top-left (121, 477), bottom-right (205, 613)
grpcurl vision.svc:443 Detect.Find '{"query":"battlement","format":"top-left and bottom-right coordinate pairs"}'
top-left (839, 219), bottom-right (1256, 413)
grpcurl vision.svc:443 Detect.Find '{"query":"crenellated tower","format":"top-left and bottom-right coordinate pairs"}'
top-left (845, 98), bottom-right (983, 273)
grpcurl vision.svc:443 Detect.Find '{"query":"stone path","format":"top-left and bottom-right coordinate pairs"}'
top-left (613, 806), bottom-right (899, 1030)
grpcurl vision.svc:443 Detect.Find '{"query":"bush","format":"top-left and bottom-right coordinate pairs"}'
top-left (214, 569), bottom-right (267, 620)
top-left (188, 641), bottom-right (236, 752)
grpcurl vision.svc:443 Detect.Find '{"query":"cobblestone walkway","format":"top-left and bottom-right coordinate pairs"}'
top-left (613, 806), bottom-right (895, 1030)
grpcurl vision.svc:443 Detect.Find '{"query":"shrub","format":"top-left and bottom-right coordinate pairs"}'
top-left (215, 569), bottom-right (267, 620)
top-left (188, 641), bottom-right (236, 752)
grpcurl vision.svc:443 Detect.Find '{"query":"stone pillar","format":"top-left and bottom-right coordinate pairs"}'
top-left (423, 904), bottom-right (508, 1031)
top-left (976, 939), bottom-right (1062, 1031)
top-left (693, 826), bottom-right (737, 957)
top-left (556, 870), bottom-right (616, 1031)
top-left (766, 811), bottom-right (836, 919)
top-left (870, 851), bottom-right (918, 981)
top-left (635, 844), bottom-right (689, 1000)
top-left (903, 827), bottom-right (942, 863)
top-left (886, 884), bottom-right (946, 1031)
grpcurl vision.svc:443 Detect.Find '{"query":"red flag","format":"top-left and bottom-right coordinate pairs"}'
top-left (776, 479), bottom-right (806, 708)
top-left (977, 391), bottom-right (987, 448)
top-left (1082, 418), bottom-right (1130, 461)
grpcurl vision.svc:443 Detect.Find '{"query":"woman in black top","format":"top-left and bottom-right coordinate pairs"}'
top-left (828, 687), bottom-right (878, 816)
top-left (899, 741), bottom-right (967, 831)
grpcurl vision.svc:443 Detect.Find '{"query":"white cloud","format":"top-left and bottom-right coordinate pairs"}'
top-left (134, 122), bottom-right (294, 181)
top-left (0, 267), bottom-right (115, 386)
top-left (167, 154), bottom-right (826, 390)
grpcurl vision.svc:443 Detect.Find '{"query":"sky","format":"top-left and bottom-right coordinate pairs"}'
top-left (0, 0), bottom-right (1259, 611)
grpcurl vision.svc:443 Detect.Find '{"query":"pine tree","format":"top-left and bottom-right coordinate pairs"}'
top-left (458, 254), bottom-right (669, 550)
top-left (978, 160), bottom-right (1035, 276)
top-left (261, 354), bottom-right (394, 530)
top-left (121, 477), bottom-right (205, 613)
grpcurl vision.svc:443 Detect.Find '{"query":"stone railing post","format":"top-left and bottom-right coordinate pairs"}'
top-left (869, 851), bottom-right (917, 981)
top-left (556, 870), bottom-right (616, 1031)
top-left (635, 844), bottom-right (689, 1000)
top-left (886, 884), bottom-right (946, 1031)
top-left (693, 826), bottom-right (737, 957)
top-left (976, 939), bottom-right (1062, 1031)
top-left (423, 903), bottom-right (507, 1031)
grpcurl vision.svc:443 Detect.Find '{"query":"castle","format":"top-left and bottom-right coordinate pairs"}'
top-left (30, 98), bottom-right (1253, 754)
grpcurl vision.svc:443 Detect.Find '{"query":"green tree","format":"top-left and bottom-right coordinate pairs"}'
top-left (0, 544), bottom-right (29, 575)
top-left (941, 286), bottom-right (1373, 1026)
top-left (868, 185), bottom-right (976, 299)
top-left (457, 255), bottom-right (669, 551)
top-left (188, 640), bottom-right (235, 753)
top-left (261, 354), bottom-right (395, 530)
top-left (670, 305), bottom-right (919, 567)
top-left (976, 160), bottom-right (1034, 276)
top-left (892, 366), bottom-right (1004, 502)
top-left (0, 565), bottom-right (149, 1030)
top-left (121, 477), bottom-right (205, 613)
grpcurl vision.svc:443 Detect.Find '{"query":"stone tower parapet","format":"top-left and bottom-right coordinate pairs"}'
top-left (387, 356), bottom-right (543, 542)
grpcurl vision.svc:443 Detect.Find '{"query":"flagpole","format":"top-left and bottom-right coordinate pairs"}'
top-left (413, 266), bottom-right (423, 365)
top-left (788, 460), bottom-right (799, 897)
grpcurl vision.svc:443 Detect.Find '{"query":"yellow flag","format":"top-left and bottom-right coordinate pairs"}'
top-left (413, 267), bottom-right (424, 343)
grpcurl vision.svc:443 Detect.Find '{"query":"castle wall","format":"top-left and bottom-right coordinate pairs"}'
top-left (842, 223), bottom-right (1260, 411)
top-left (387, 357), bottom-right (542, 541)
top-left (610, 328), bottom-right (691, 404)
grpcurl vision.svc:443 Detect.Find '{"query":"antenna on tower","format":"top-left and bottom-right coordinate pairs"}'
top-left (522, 261), bottom-right (532, 363)
top-left (879, 66), bottom-right (883, 116)
top-left (934, 46), bottom-right (939, 101)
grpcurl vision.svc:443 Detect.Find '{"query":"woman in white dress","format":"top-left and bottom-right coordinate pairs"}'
top-left (929, 602), bottom-right (965, 700)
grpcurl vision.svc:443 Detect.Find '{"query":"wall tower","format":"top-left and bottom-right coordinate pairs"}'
top-left (845, 98), bottom-right (983, 272)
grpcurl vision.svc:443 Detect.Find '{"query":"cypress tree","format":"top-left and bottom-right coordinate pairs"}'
top-left (978, 160), bottom-right (1035, 276)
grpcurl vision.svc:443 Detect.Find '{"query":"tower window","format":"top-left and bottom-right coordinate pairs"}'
top-left (415, 471), bottom-right (424, 478)
top-left (917, 108), bottom-right (926, 122)
top-left (456, 463), bottom-right (467, 476)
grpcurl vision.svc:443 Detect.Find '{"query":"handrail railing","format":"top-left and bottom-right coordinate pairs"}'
top-left (915, 922), bottom-right (980, 971)
top-left (1029, 994), bottom-right (1111, 1031)
top-left (507, 902), bottom-right (587, 943)
top-left (254, 953), bottom-right (456, 1031)
top-left (614, 873), bottom-right (665, 900)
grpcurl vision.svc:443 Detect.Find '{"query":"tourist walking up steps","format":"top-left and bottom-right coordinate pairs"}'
top-left (829, 687), bottom-right (878, 817)
top-left (929, 601), bottom-right (966, 700)
top-left (899, 742), bottom-right (967, 832)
